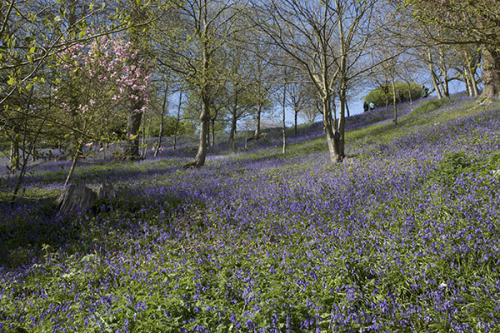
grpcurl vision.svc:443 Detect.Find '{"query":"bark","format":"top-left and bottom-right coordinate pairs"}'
top-left (57, 183), bottom-right (97, 212)
top-left (155, 83), bottom-right (169, 157)
top-left (173, 90), bottom-right (183, 151)
top-left (64, 143), bottom-right (82, 186)
top-left (391, 76), bottom-right (398, 125)
top-left (322, 93), bottom-right (343, 164)
top-left (466, 56), bottom-right (480, 97)
top-left (184, 91), bottom-right (210, 168)
top-left (337, 90), bottom-right (346, 160)
top-left (438, 46), bottom-right (450, 98)
top-left (254, 101), bottom-right (263, 139)
top-left (294, 106), bottom-right (298, 135)
top-left (427, 49), bottom-right (443, 99)
top-left (123, 105), bottom-right (143, 160)
top-left (9, 138), bottom-right (19, 172)
top-left (282, 81), bottom-right (287, 155)
top-left (229, 92), bottom-right (238, 152)
top-left (56, 183), bottom-right (115, 213)
top-left (481, 46), bottom-right (500, 98)
top-left (211, 118), bottom-right (216, 147)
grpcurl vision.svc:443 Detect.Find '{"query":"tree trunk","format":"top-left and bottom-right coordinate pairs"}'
top-left (294, 106), bottom-right (298, 135)
top-left (337, 90), bottom-right (346, 160)
top-left (468, 61), bottom-right (480, 97)
top-left (229, 91), bottom-right (238, 152)
top-left (282, 81), bottom-right (287, 155)
top-left (141, 112), bottom-right (148, 158)
top-left (464, 68), bottom-right (473, 96)
top-left (155, 82), bottom-right (169, 157)
top-left (438, 47), bottom-right (450, 98)
top-left (123, 104), bottom-right (143, 160)
top-left (185, 93), bottom-right (210, 168)
top-left (427, 49), bottom-right (443, 99)
top-left (9, 137), bottom-right (19, 172)
top-left (229, 114), bottom-right (237, 152)
top-left (254, 101), bottom-right (262, 139)
top-left (174, 90), bottom-right (183, 151)
top-left (391, 76), bottom-right (398, 125)
top-left (211, 118), bottom-right (216, 147)
top-left (322, 93), bottom-right (342, 164)
top-left (65, 143), bottom-right (82, 186)
top-left (482, 46), bottom-right (500, 98)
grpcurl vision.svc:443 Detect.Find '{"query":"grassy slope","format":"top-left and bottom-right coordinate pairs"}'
top-left (1, 94), bottom-right (500, 332)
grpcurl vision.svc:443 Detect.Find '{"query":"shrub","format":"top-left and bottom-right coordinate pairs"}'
top-left (365, 82), bottom-right (422, 107)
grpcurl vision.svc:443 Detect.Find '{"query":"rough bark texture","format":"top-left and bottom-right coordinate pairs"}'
top-left (56, 183), bottom-right (97, 212)
top-left (482, 47), bottom-right (500, 98)
top-left (254, 102), bottom-right (263, 139)
top-left (56, 183), bottom-right (115, 213)
top-left (123, 106), bottom-right (143, 160)
top-left (184, 95), bottom-right (210, 169)
top-left (9, 139), bottom-right (19, 172)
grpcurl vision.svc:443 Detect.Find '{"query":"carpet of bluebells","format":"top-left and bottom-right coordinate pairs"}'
top-left (1, 95), bottom-right (500, 332)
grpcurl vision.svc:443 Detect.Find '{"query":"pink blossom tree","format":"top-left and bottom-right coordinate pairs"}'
top-left (55, 32), bottom-right (150, 185)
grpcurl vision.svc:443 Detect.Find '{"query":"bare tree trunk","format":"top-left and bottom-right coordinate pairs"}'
top-left (123, 105), bottom-right (143, 160)
top-left (467, 62), bottom-right (480, 97)
top-left (427, 49), bottom-right (443, 99)
top-left (173, 90), bottom-right (183, 151)
top-left (9, 136), bottom-right (19, 172)
top-left (282, 80), bottom-right (287, 155)
top-left (211, 118), bottom-right (216, 147)
top-left (337, 89), bottom-right (346, 160)
top-left (438, 47), bottom-right (450, 97)
top-left (155, 82), bottom-right (169, 157)
top-left (254, 101), bottom-right (263, 139)
top-left (141, 112), bottom-right (148, 158)
top-left (322, 92), bottom-right (343, 164)
top-left (229, 90), bottom-right (238, 152)
top-left (464, 68), bottom-right (473, 96)
top-left (391, 75), bottom-right (398, 125)
top-left (189, 97), bottom-right (210, 167)
top-left (65, 143), bottom-right (82, 186)
top-left (207, 119), bottom-right (211, 147)
top-left (294, 105), bottom-right (298, 135)
top-left (482, 46), bottom-right (500, 98)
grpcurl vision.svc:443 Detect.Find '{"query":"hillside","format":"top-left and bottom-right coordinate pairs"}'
top-left (1, 94), bottom-right (499, 332)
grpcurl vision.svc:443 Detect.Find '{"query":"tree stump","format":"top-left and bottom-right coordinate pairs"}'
top-left (56, 183), bottom-right (115, 213)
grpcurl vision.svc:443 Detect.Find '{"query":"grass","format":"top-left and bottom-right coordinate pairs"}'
top-left (0, 93), bottom-right (499, 332)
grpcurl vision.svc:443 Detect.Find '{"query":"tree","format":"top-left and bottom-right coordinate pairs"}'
top-left (54, 34), bottom-right (150, 185)
top-left (286, 69), bottom-right (309, 135)
top-left (156, 0), bottom-right (246, 167)
top-left (245, 28), bottom-right (279, 140)
top-left (254, 0), bottom-right (381, 163)
top-left (122, 0), bottom-right (153, 159)
top-left (402, 0), bottom-right (500, 98)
